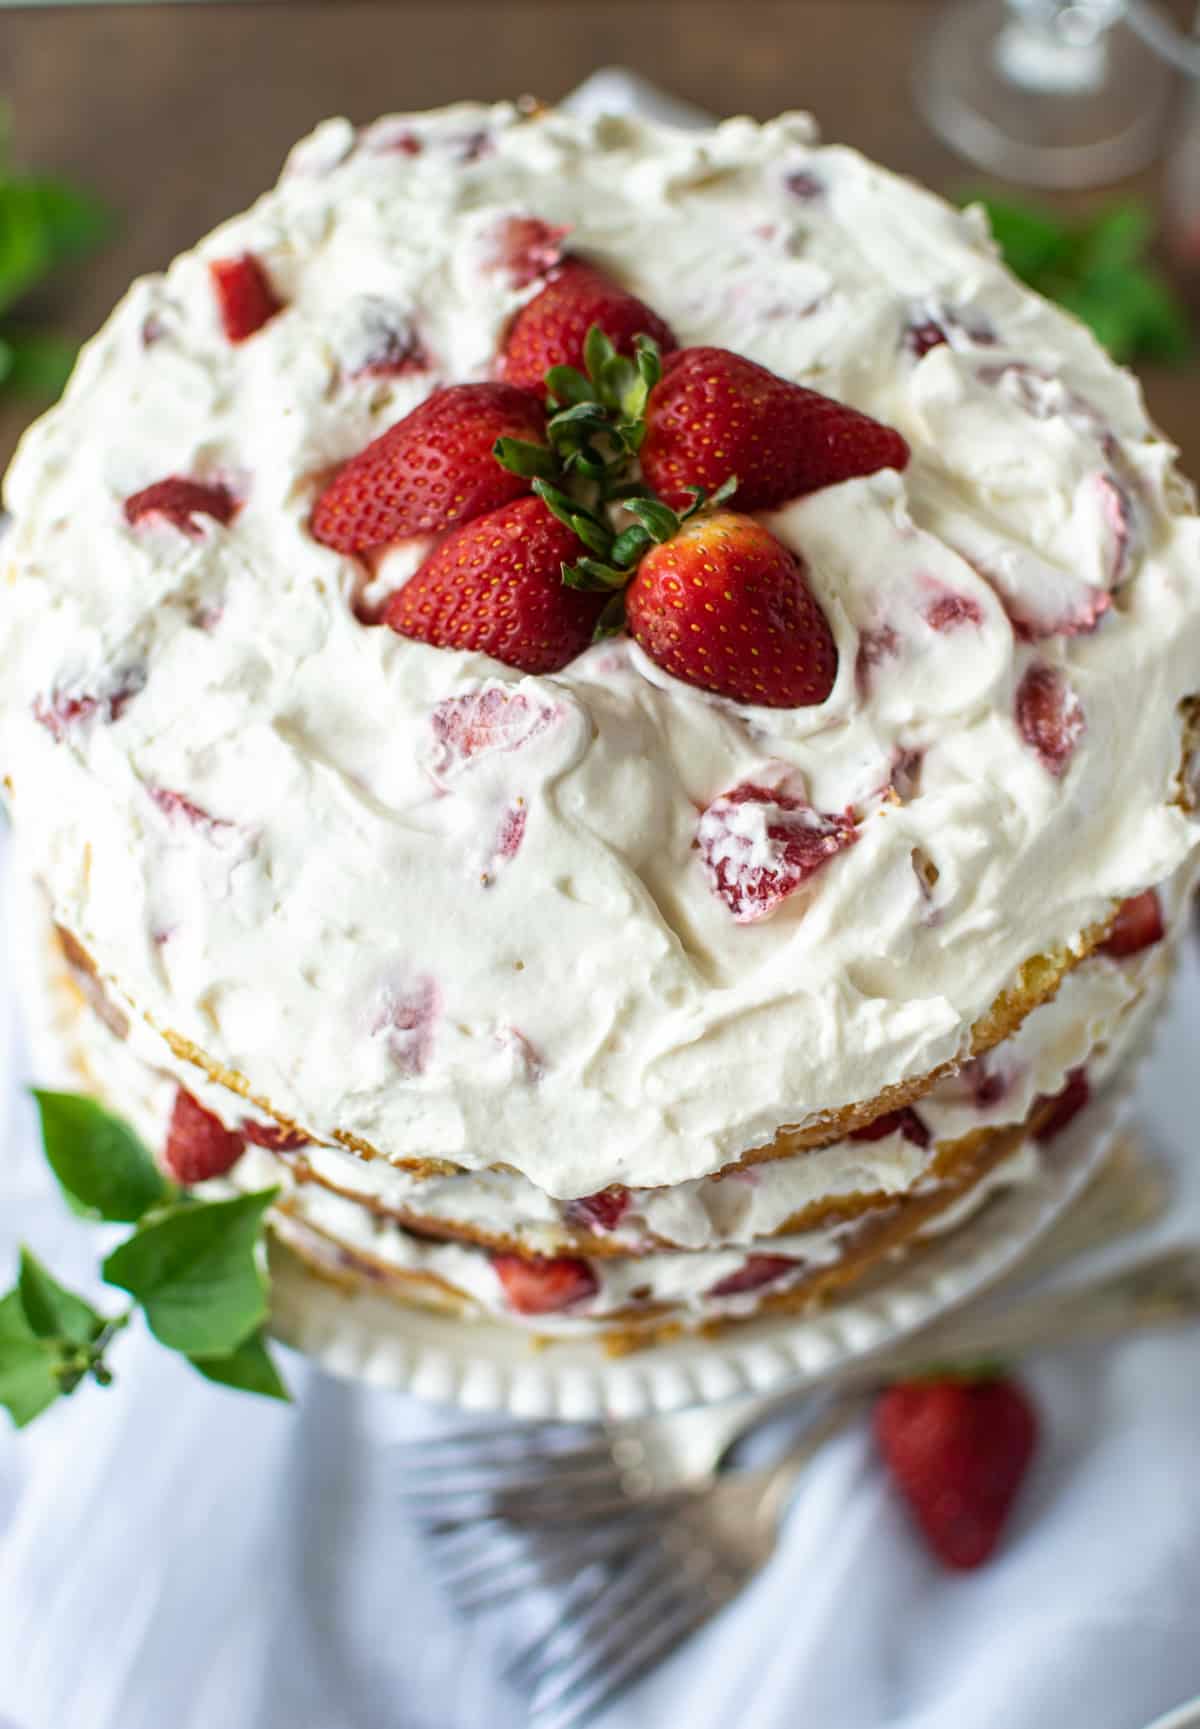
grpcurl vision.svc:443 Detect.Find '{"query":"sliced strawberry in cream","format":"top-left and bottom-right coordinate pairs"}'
top-left (428, 686), bottom-right (561, 786)
top-left (697, 783), bottom-right (858, 924)
top-left (369, 975), bottom-right (439, 1076)
top-left (1033, 1067), bottom-right (1090, 1142)
top-left (565, 1186), bottom-right (631, 1234)
top-left (34, 668), bottom-right (144, 742)
top-left (492, 1252), bottom-right (598, 1315)
top-left (708, 1254), bottom-right (797, 1298)
top-left (240, 1119), bottom-right (311, 1152)
top-left (125, 478), bottom-right (237, 536)
top-left (148, 785), bottom-right (236, 836)
top-left (1100, 889), bottom-right (1164, 958)
top-left (1016, 664), bottom-right (1084, 777)
top-left (490, 215), bottom-right (571, 287)
top-left (850, 1108), bottom-right (930, 1148)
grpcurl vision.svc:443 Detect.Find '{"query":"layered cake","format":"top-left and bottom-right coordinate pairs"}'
top-left (4, 104), bottom-right (1199, 1347)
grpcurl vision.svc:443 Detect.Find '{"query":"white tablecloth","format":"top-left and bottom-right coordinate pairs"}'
top-left (3, 73), bottom-right (1200, 1729)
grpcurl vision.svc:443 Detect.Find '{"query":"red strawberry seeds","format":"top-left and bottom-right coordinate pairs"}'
top-left (500, 258), bottom-right (676, 392)
top-left (163, 1088), bottom-right (246, 1184)
top-left (875, 1376), bottom-right (1038, 1570)
top-left (209, 254), bottom-right (283, 343)
top-left (626, 511), bottom-right (838, 708)
top-left (311, 383), bottom-right (547, 554)
top-left (385, 494), bottom-right (606, 675)
top-left (640, 347), bottom-right (910, 512)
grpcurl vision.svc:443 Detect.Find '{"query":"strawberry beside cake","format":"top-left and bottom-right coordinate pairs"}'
top-left (4, 102), bottom-right (1200, 1346)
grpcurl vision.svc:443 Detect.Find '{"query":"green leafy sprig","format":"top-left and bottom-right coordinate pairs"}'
top-left (0, 1091), bottom-right (288, 1429)
top-left (495, 326), bottom-right (663, 504)
top-left (967, 193), bottom-right (1191, 366)
top-left (0, 112), bottom-right (112, 402)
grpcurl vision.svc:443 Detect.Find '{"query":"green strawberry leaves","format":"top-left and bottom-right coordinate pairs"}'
top-left (34, 1090), bottom-right (171, 1222)
top-left (967, 193), bottom-right (1191, 366)
top-left (1, 1093), bottom-right (290, 1430)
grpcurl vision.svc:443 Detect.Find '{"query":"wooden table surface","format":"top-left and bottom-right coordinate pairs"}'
top-left (2, 0), bottom-right (1198, 469)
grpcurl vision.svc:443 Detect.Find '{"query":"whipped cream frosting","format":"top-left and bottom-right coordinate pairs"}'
top-left (4, 104), bottom-right (1200, 1199)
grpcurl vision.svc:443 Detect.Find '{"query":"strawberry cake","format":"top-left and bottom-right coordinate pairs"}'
top-left (4, 102), bottom-right (1200, 1348)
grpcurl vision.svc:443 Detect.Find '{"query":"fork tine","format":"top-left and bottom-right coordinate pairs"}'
top-left (512, 1540), bottom-right (673, 1696)
top-left (490, 1478), bottom-right (690, 1525)
top-left (531, 1582), bottom-right (729, 1729)
top-left (392, 1450), bottom-right (621, 1501)
top-left (443, 1516), bottom-right (651, 1610)
top-left (390, 1422), bottom-right (602, 1467)
top-left (526, 1556), bottom-right (702, 1716)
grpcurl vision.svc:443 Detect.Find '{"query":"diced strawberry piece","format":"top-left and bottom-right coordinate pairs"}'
top-left (163, 1087), bottom-right (245, 1184)
top-left (1033, 1067), bottom-right (1090, 1142)
top-left (209, 254), bottom-right (283, 342)
top-left (960, 1056), bottom-right (1008, 1110)
top-left (368, 977), bottom-right (438, 1077)
top-left (564, 1187), bottom-right (631, 1234)
top-left (1016, 663), bottom-right (1085, 777)
top-left (493, 802), bottom-right (526, 862)
top-left (924, 588), bottom-right (984, 632)
top-left (906, 319), bottom-right (949, 359)
top-left (875, 1376), bottom-right (1038, 1570)
top-left (124, 477), bottom-right (237, 536)
top-left (491, 1251), bottom-right (599, 1315)
top-left (240, 1119), bottom-right (311, 1151)
top-left (429, 687), bottom-right (559, 783)
top-left (1100, 889), bottom-right (1165, 959)
top-left (500, 258), bottom-right (676, 392)
top-left (148, 785), bottom-right (234, 836)
top-left (708, 1254), bottom-right (797, 1298)
top-left (850, 1108), bottom-right (931, 1149)
top-left (640, 346), bottom-right (909, 512)
top-left (785, 169), bottom-right (823, 201)
top-left (697, 782), bottom-right (857, 924)
top-left (342, 299), bottom-right (428, 378)
top-left (312, 382), bottom-right (547, 554)
top-left (491, 216), bottom-right (571, 288)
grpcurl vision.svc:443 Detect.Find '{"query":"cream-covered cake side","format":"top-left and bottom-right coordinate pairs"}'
top-left (3, 103), bottom-right (1199, 1198)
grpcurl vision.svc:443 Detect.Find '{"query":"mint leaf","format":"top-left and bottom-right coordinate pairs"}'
top-left (0, 1289), bottom-right (61, 1428)
top-left (190, 1328), bottom-right (289, 1402)
top-left (101, 1189), bottom-right (277, 1357)
top-left (4, 331), bottom-right (76, 400)
top-left (17, 1246), bottom-right (103, 1346)
top-left (0, 181), bottom-right (52, 315)
top-left (34, 1090), bottom-right (170, 1223)
top-left (970, 195), bottom-right (1072, 279)
top-left (25, 176), bottom-right (111, 266)
top-left (1075, 203), bottom-right (1151, 273)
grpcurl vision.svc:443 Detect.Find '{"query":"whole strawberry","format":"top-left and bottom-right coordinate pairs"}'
top-left (501, 259), bottom-right (676, 393)
top-left (312, 383), bottom-right (547, 554)
top-left (874, 1375), bottom-right (1038, 1570)
top-left (626, 510), bottom-right (838, 707)
top-left (385, 494), bottom-right (607, 674)
top-left (640, 347), bottom-right (910, 511)
top-left (163, 1088), bottom-right (246, 1185)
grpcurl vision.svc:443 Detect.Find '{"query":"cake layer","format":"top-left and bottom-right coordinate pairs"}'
top-left (4, 104), bottom-right (1199, 1200)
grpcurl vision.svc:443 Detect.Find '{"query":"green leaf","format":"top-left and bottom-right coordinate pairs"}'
top-left (609, 524), bottom-right (652, 568)
top-left (17, 1246), bottom-right (103, 1346)
top-left (0, 1288), bottom-right (61, 1427)
top-left (101, 1188), bottom-right (277, 1358)
top-left (492, 435), bottom-right (558, 480)
top-left (967, 194), bottom-right (1073, 280)
top-left (634, 334), bottom-right (662, 393)
top-left (624, 497), bottom-right (680, 544)
top-left (560, 555), bottom-right (629, 591)
top-left (1074, 202), bottom-right (1151, 274)
top-left (0, 183), bottom-right (52, 315)
top-left (592, 591), bottom-right (628, 641)
top-left (0, 335), bottom-right (12, 386)
top-left (189, 1328), bottom-right (290, 1401)
top-left (583, 324), bottom-right (616, 385)
top-left (531, 478), bottom-right (614, 558)
top-left (544, 364), bottom-right (596, 408)
top-left (2, 330), bottom-right (76, 400)
top-left (26, 177), bottom-right (111, 264)
top-left (33, 1090), bottom-right (170, 1223)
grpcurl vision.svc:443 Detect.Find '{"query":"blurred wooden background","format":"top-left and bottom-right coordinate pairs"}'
top-left (1, 0), bottom-right (1198, 467)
